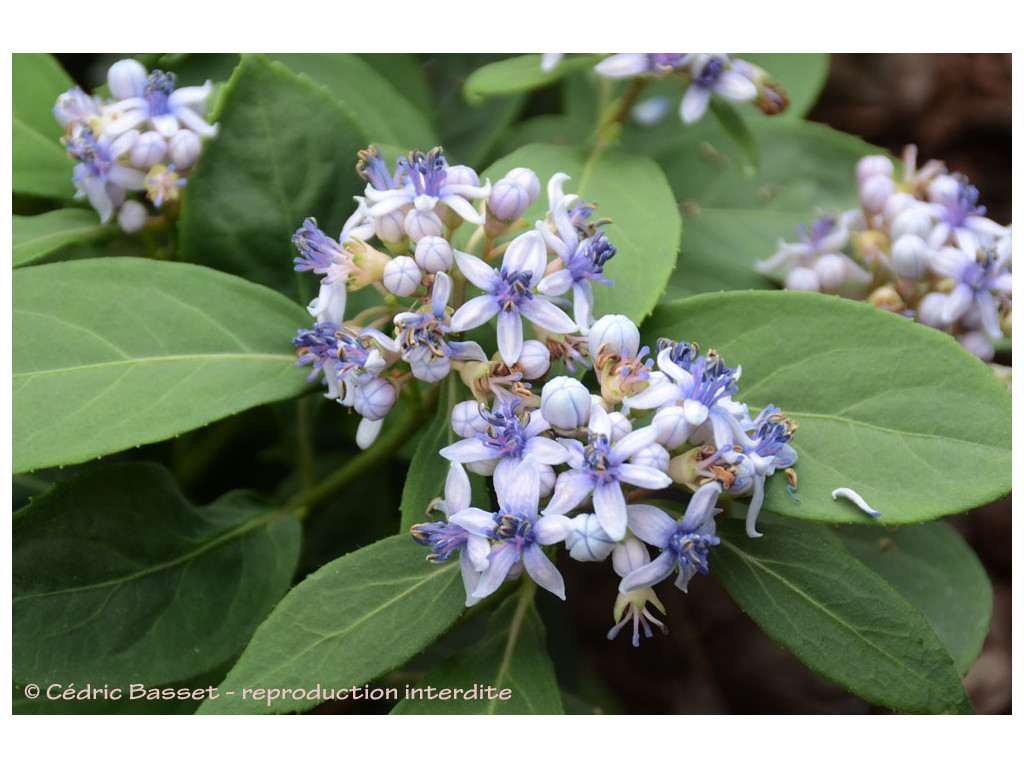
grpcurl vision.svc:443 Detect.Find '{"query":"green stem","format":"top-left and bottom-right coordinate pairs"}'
top-left (484, 579), bottom-right (537, 714)
top-left (579, 78), bottom-right (647, 195)
top-left (284, 383), bottom-right (441, 520)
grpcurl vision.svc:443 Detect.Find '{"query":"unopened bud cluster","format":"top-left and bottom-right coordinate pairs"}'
top-left (759, 146), bottom-right (1012, 372)
top-left (53, 58), bottom-right (218, 232)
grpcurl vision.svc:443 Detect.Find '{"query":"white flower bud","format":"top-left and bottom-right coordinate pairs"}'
top-left (116, 200), bottom-right (148, 233)
top-left (107, 59), bottom-right (147, 100)
top-left (538, 463), bottom-right (556, 498)
top-left (451, 400), bottom-right (488, 438)
top-left (814, 253), bottom-right (849, 293)
top-left (957, 331), bottom-right (994, 361)
top-left (588, 314), bottom-right (640, 359)
top-left (883, 192), bottom-right (917, 226)
top-left (630, 443), bottom-right (670, 473)
top-left (503, 168), bottom-right (541, 205)
top-left (130, 131), bottom-right (167, 169)
top-left (353, 378), bottom-right (397, 421)
top-left (891, 205), bottom-right (934, 241)
top-left (891, 234), bottom-right (929, 280)
top-left (413, 235), bottom-right (453, 273)
top-left (612, 538), bottom-right (651, 577)
top-left (383, 255), bottom-right (422, 296)
top-left (652, 405), bottom-right (691, 449)
top-left (859, 173), bottom-right (896, 214)
top-left (540, 376), bottom-right (591, 430)
top-left (374, 208), bottom-right (406, 244)
top-left (404, 208), bottom-right (443, 242)
top-left (445, 164), bottom-right (480, 188)
top-left (566, 514), bottom-right (617, 562)
top-left (517, 340), bottom-right (551, 379)
top-left (784, 266), bottom-right (821, 292)
top-left (927, 174), bottom-right (960, 204)
top-left (168, 129), bottom-right (202, 170)
top-left (607, 411), bottom-right (632, 443)
top-left (916, 292), bottom-right (948, 328)
top-left (410, 356), bottom-right (451, 383)
top-left (856, 155), bottom-right (894, 185)
top-left (488, 179), bottom-right (530, 222)
top-left (356, 417), bottom-right (385, 449)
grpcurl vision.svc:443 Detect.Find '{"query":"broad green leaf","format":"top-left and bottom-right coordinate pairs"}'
top-left (643, 291), bottom-right (1011, 525)
top-left (13, 258), bottom-right (311, 474)
top-left (463, 54), bottom-right (599, 104)
top-left (356, 53), bottom-right (435, 117)
top-left (178, 54), bottom-right (368, 296)
top-left (13, 209), bottom-right (111, 267)
top-left (198, 534), bottom-right (465, 714)
top-left (712, 517), bottom-right (972, 714)
top-left (738, 53), bottom-right (831, 119)
top-left (482, 143), bottom-right (682, 324)
top-left (13, 463), bottom-right (301, 687)
top-left (392, 590), bottom-right (563, 714)
top-left (708, 97), bottom-right (760, 174)
top-left (399, 379), bottom-right (458, 530)
top-left (13, 53), bottom-right (76, 199)
top-left (270, 54), bottom-right (437, 149)
top-left (812, 522), bottom-right (992, 675)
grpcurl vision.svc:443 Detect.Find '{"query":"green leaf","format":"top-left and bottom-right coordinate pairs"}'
top-left (269, 54), bottom-right (437, 150)
top-left (198, 534), bottom-right (465, 714)
top-left (391, 589), bottom-right (564, 714)
top-left (642, 291), bottom-right (1011, 525)
top-left (708, 97), bottom-right (760, 174)
top-left (356, 53), bottom-right (435, 117)
top-left (463, 54), bottom-right (598, 104)
top-left (13, 258), bottom-right (311, 474)
top-left (13, 53), bottom-right (76, 199)
top-left (13, 463), bottom-right (301, 688)
top-left (482, 143), bottom-right (682, 324)
top-left (399, 379), bottom-right (458, 530)
top-left (13, 209), bottom-right (112, 267)
top-left (712, 517), bottom-right (972, 714)
top-left (812, 522), bottom-right (992, 675)
top-left (178, 54), bottom-right (368, 296)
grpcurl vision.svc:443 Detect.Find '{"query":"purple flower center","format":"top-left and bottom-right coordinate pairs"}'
top-left (492, 268), bottom-right (535, 312)
top-left (685, 351), bottom-right (739, 407)
top-left (567, 232), bottom-right (616, 284)
top-left (144, 71), bottom-right (176, 116)
top-left (944, 178), bottom-right (985, 228)
top-left (410, 522), bottom-right (469, 563)
top-left (493, 511), bottom-right (534, 545)
top-left (400, 148), bottom-right (448, 198)
top-left (669, 530), bottom-right (720, 574)
top-left (695, 58), bottom-right (724, 87)
top-left (582, 434), bottom-right (618, 481)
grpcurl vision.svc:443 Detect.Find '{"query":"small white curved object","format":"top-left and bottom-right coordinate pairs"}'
top-left (831, 487), bottom-right (881, 517)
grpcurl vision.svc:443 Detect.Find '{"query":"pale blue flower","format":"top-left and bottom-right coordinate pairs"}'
top-left (925, 175), bottom-right (1008, 255)
top-left (102, 63), bottom-right (217, 139)
top-left (63, 128), bottom-right (145, 223)
top-left (931, 246), bottom-right (1012, 338)
top-left (680, 54), bottom-right (757, 124)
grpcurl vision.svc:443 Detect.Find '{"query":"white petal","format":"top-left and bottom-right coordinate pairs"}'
top-left (522, 545), bottom-right (566, 599)
top-left (680, 84), bottom-right (712, 124)
top-left (453, 248), bottom-right (499, 291)
top-left (518, 296), bottom-right (577, 334)
top-left (626, 504), bottom-right (677, 547)
top-left (449, 294), bottom-right (499, 332)
top-left (593, 481), bottom-right (628, 541)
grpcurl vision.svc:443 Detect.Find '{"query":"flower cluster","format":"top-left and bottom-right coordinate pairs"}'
top-left (543, 53), bottom-right (788, 125)
top-left (53, 58), bottom-right (217, 232)
top-left (759, 146), bottom-right (1012, 375)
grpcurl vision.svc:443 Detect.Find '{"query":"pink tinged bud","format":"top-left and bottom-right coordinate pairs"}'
top-left (892, 234), bottom-right (929, 280)
top-left (382, 255), bottom-right (422, 296)
top-left (488, 179), bottom-right (530, 222)
top-left (452, 400), bottom-right (489, 438)
top-left (117, 200), bottom-right (148, 233)
top-left (130, 131), bottom-right (167, 169)
top-left (891, 206), bottom-right (934, 241)
top-left (814, 253), bottom-right (850, 293)
top-left (916, 292), bottom-right (949, 328)
top-left (353, 378), bottom-right (397, 421)
top-left (168, 129), bottom-right (202, 170)
top-left (784, 266), bottom-right (821, 292)
top-left (859, 174), bottom-right (895, 214)
top-left (413, 236), bottom-right (453, 273)
top-left (541, 376), bottom-right (592, 430)
top-left (883, 191), bottom-right (917, 226)
top-left (107, 58), bottom-right (147, 100)
top-left (855, 154), bottom-right (894, 185)
top-left (404, 208), bottom-right (443, 242)
top-left (374, 208), bottom-right (407, 244)
top-left (517, 339), bottom-right (551, 379)
top-left (588, 314), bottom-right (640, 359)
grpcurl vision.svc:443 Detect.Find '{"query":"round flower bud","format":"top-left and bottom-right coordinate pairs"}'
top-left (374, 208), bottom-right (407, 244)
top-left (168, 129), bottom-right (202, 170)
top-left (413, 236), bottom-right (453, 273)
top-left (784, 266), bottom-right (820, 292)
top-left (814, 253), bottom-right (849, 293)
top-left (445, 164), bottom-right (480, 188)
top-left (130, 131), bottom-right (167, 169)
top-left (451, 400), bottom-right (488, 438)
top-left (856, 154), bottom-right (894, 185)
top-left (404, 208), bottom-right (443, 242)
top-left (607, 410), bottom-right (632, 444)
top-left (612, 538), bottom-right (651, 577)
top-left (353, 378), bottom-right (397, 421)
top-left (916, 292), bottom-right (949, 328)
top-left (891, 233), bottom-right (929, 280)
top-left (503, 168), bottom-right (541, 205)
top-left (566, 514), bottom-right (617, 562)
top-left (356, 417), bottom-right (385, 450)
top-left (517, 340), bottom-right (551, 380)
top-left (117, 200), bottom-right (149, 234)
top-left (927, 174), bottom-right (960, 205)
top-left (859, 173), bottom-right (895, 214)
top-left (883, 191), bottom-right (917, 226)
top-left (630, 443), bottom-right (670, 474)
top-left (382, 255), bottom-right (422, 297)
top-left (488, 179), bottom-right (530, 222)
top-left (958, 331), bottom-right (994, 361)
top-left (410, 356), bottom-right (451, 383)
top-left (891, 205), bottom-right (934, 241)
top-left (541, 376), bottom-right (591, 430)
top-left (652, 405), bottom-right (691, 450)
top-left (538, 463), bottom-right (557, 499)
top-left (588, 314), bottom-right (640, 359)
top-left (107, 58), bottom-right (147, 100)
top-left (466, 458), bottom-right (497, 477)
